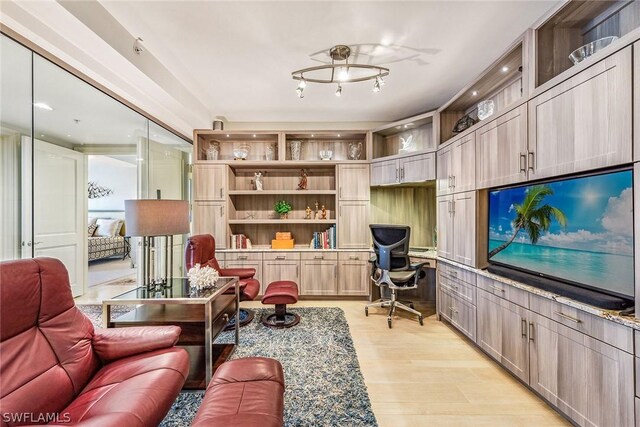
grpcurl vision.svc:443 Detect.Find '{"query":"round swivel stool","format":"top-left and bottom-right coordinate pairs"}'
top-left (261, 281), bottom-right (300, 328)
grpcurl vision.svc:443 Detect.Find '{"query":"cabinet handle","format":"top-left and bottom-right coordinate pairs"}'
top-left (339, 187), bottom-right (343, 198)
top-left (529, 322), bottom-right (534, 342)
top-left (451, 200), bottom-right (455, 214)
top-left (401, 167), bottom-right (405, 181)
top-left (220, 188), bottom-right (223, 198)
top-left (519, 152), bottom-right (526, 173)
top-left (450, 270), bottom-right (458, 278)
top-left (275, 256), bottom-right (285, 260)
top-left (334, 265), bottom-right (337, 278)
top-left (223, 313), bottom-right (229, 322)
top-left (489, 285), bottom-right (505, 293)
top-left (451, 175), bottom-right (455, 188)
top-left (220, 206), bottom-right (224, 216)
top-left (314, 255), bottom-right (323, 260)
top-left (349, 255), bottom-right (359, 260)
top-left (448, 175), bottom-right (452, 188)
top-left (238, 255), bottom-right (248, 260)
top-left (396, 168), bottom-right (399, 182)
top-left (521, 318), bottom-right (527, 338)
top-left (448, 200), bottom-right (452, 213)
top-left (296, 265), bottom-right (299, 277)
top-left (554, 311), bottom-right (582, 324)
top-left (528, 151), bottom-right (535, 172)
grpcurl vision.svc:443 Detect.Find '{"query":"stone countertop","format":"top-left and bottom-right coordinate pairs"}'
top-left (218, 248), bottom-right (372, 253)
top-left (408, 249), bottom-right (438, 260)
top-left (438, 258), bottom-right (640, 331)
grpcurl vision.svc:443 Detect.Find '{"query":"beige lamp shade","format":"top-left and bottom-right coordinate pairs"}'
top-left (125, 199), bottom-right (190, 237)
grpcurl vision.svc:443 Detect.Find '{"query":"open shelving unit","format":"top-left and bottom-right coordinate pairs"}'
top-left (196, 131), bottom-right (279, 162)
top-left (283, 131), bottom-right (368, 162)
top-left (536, 0), bottom-right (640, 87)
top-left (372, 111), bottom-right (436, 160)
top-left (438, 41), bottom-right (525, 145)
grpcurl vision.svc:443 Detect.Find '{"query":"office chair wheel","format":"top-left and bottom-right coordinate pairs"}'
top-left (419, 315), bottom-right (424, 326)
top-left (387, 317), bottom-right (392, 328)
top-left (365, 307), bottom-right (369, 316)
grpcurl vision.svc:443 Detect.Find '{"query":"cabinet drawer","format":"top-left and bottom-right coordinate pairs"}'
top-left (439, 262), bottom-right (476, 286)
top-left (338, 251), bottom-right (370, 262)
top-left (225, 252), bottom-right (262, 261)
top-left (477, 275), bottom-right (528, 308)
top-left (529, 294), bottom-right (633, 353)
top-left (439, 288), bottom-right (476, 341)
top-left (263, 252), bottom-right (301, 261)
top-left (301, 252), bottom-right (338, 261)
top-left (439, 272), bottom-right (476, 305)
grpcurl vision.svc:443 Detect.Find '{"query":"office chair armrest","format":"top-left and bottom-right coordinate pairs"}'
top-left (409, 262), bottom-right (427, 285)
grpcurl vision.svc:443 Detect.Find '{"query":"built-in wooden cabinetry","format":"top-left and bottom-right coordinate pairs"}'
top-left (337, 252), bottom-right (370, 296)
top-left (437, 133), bottom-right (476, 195)
top-left (192, 129), bottom-right (372, 298)
top-left (528, 46), bottom-right (632, 180)
top-left (436, 191), bottom-right (476, 267)
top-left (476, 103), bottom-right (528, 189)
top-left (441, 260), bottom-right (637, 427)
top-left (371, 112), bottom-right (437, 186)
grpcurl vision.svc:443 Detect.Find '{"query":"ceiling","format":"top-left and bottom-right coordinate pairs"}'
top-left (98, 0), bottom-right (558, 124)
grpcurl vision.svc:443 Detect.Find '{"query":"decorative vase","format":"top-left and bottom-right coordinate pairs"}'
top-left (290, 140), bottom-right (302, 161)
top-left (265, 144), bottom-right (275, 161)
top-left (206, 142), bottom-right (220, 160)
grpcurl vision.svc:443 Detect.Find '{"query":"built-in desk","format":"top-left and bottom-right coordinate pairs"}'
top-left (370, 249), bottom-right (438, 302)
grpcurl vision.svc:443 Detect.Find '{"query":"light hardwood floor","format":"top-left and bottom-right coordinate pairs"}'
top-left (76, 284), bottom-right (569, 426)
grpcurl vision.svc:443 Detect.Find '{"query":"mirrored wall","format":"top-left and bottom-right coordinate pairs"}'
top-left (0, 33), bottom-right (193, 297)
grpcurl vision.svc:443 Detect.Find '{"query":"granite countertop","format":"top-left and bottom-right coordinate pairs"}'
top-left (438, 257), bottom-right (640, 331)
top-left (218, 248), bottom-right (372, 253)
top-left (408, 249), bottom-right (438, 260)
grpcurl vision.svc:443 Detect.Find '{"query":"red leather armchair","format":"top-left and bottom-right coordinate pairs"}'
top-left (185, 234), bottom-right (260, 301)
top-left (0, 258), bottom-right (189, 427)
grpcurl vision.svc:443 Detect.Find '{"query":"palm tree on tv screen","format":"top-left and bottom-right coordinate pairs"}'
top-left (489, 185), bottom-right (567, 259)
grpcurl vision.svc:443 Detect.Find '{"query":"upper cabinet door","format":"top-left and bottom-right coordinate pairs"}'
top-left (452, 191), bottom-right (476, 267)
top-left (528, 46), bottom-right (632, 180)
top-left (451, 133), bottom-right (475, 193)
top-left (338, 164), bottom-right (370, 200)
top-left (436, 145), bottom-right (453, 195)
top-left (193, 164), bottom-right (227, 201)
top-left (399, 152), bottom-right (435, 183)
top-left (370, 159), bottom-right (398, 186)
top-left (476, 104), bottom-right (528, 189)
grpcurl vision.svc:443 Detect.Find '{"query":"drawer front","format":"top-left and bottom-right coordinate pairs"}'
top-left (301, 252), bottom-right (338, 261)
top-left (529, 294), bottom-right (633, 353)
top-left (338, 251), bottom-right (371, 262)
top-left (225, 252), bottom-right (263, 261)
top-left (440, 262), bottom-right (476, 286)
top-left (439, 272), bottom-right (476, 305)
top-left (263, 252), bottom-right (301, 261)
top-left (440, 288), bottom-right (476, 342)
top-left (477, 275), bottom-right (529, 308)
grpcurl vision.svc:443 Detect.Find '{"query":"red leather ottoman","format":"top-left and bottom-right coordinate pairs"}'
top-left (261, 280), bottom-right (300, 328)
top-left (191, 357), bottom-right (285, 427)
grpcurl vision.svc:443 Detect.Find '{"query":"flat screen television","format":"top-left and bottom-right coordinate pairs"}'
top-left (488, 169), bottom-right (634, 307)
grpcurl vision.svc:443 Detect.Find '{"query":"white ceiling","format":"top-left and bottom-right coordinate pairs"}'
top-left (99, 0), bottom-right (558, 123)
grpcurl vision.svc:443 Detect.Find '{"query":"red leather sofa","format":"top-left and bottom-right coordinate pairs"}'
top-left (0, 258), bottom-right (189, 427)
top-left (191, 357), bottom-right (285, 427)
top-left (185, 234), bottom-right (260, 301)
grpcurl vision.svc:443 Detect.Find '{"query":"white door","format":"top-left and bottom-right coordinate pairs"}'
top-left (28, 140), bottom-right (86, 296)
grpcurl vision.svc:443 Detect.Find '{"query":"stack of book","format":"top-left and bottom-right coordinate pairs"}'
top-left (312, 225), bottom-right (336, 249)
top-left (230, 234), bottom-right (251, 249)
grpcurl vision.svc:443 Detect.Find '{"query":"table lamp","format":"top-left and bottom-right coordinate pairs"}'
top-left (125, 199), bottom-right (190, 289)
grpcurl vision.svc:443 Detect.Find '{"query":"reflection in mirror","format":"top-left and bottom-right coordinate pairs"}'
top-left (147, 121), bottom-right (193, 277)
top-left (0, 35), bottom-right (32, 261)
top-left (33, 53), bottom-right (149, 297)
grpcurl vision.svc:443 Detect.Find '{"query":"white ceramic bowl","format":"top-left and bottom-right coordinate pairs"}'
top-left (319, 150), bottom-right (333, 160)
top-left (569, 36), bottom-right (618, 65)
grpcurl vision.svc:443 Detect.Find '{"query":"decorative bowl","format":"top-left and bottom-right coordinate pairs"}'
top-left (319, 150), bottom-right (333, 160)
top-left (569, 36), bottom-right (618, 65)
top-left (233, 144), bottom-right (250, 160)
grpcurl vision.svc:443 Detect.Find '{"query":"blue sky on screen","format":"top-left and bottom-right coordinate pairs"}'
top-left (489, 170), bottom-right (633, 256)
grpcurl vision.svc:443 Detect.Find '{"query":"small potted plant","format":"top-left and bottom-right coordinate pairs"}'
top-left (274, 200), bottom-right (292, 219)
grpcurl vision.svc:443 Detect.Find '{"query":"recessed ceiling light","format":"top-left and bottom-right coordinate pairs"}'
top-left (127, 135), bottom-right (131, 137)
top-left (472, 91), bottom-right (478, 96)
top-left (396, 126), bottom-right (402, 129)
top-left (501, 66), bottom-right (509, 73)
top-left (337, 134), bottom-right (341, 137)
top-left (311, 134), bottom-right (315, 137)
top-left (252, 134), bottom-right (256, 138)
top-left (67, 134), bottom-right (71, 137)
top-left (34, 102), bottom-right (53, 111)
top-left (40, 134), bottom-right (45, 137)
top-left (226, 134), bottom-right (230, 137)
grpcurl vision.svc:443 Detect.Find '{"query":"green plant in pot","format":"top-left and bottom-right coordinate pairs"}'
top-left (274, 200), bottom-right (292, 219)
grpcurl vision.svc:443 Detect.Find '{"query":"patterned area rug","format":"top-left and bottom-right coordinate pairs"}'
top-left (77, 305), bottom-right (377, 427)
top-left (77, 304), bottom-right (135, 327)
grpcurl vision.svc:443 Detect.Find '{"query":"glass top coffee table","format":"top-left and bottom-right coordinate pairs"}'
top-left (103, 277), bottom-right (240, 388)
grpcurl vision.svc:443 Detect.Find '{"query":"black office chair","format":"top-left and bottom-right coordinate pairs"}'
top-left (366, 224), bottom-right (426, 328)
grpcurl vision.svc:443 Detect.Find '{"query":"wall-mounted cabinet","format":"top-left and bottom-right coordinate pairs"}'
top-left (535, 0), bottom-right (640, 87)
top-left (528, 46), bottom-right (632, 180)
top-left (372, 112), bottom-right (435, 160)
top-left (371, 152), bottom-right (435, 186)
top-left (438, 41), bottom-right (525, 145)
top-left (436, 133), bottom-right (475, 195)
top-left (476, 103), bottom-right (528, 189)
